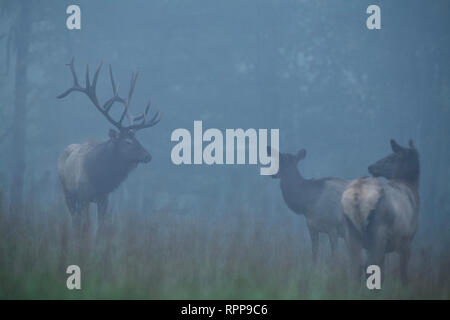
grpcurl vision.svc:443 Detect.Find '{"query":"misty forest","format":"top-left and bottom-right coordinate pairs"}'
top-left (0, 0), bottom-right (450, 299)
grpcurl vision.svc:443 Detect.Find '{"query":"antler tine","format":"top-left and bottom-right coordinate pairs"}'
top-left (92, 61), bottom-right (103, 92)
top-left (85, 64), bottom-right (90, 89)
top-left (126, 103), bottom-right (162, 131)
top-left (119, 103), bottom-right (129, 125)
top-left (145, 99), bottom-right (151, 115)
top-left (105, 64), bottom-right (124, 111)
top-left (128, 72), bottom-right (138, 103)
top-left (56, 57), bottom-right (84, 99)
top-left (109, 64), bottom-right (118, 95)
top-left (107, 64), bottom-right (131, 123)
top-left (84, 63), bottom-right (98, 105)
top-left (58, 59), bottom-right (161, 132)
top-left (107, 64), bottom-right (135, 128)
top-left (58, 58), bottom-right (123, 130)
top-left (118, 71), bottom-right (139, 127)
top-left (68, 57), bottom-right (79, 87)
top-left (147, 108), bottom-right (162, 126)
top-left (144, 109), bottom-right (162, 128)
top-left (125, 91), bottom-right (162, 130)
top-left (133, 100), bottom-right (151, 122)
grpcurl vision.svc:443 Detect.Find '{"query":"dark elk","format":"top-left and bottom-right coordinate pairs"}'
top-left (341, 139), bottom-right (420, 284)
top-left (268, 147), bottom-right (350, 262)
top-left (57, 58), bottom-right (161, 227)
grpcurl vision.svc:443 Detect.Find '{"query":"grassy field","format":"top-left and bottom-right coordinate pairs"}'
top-left (0, 191), bottom-right (449, 300)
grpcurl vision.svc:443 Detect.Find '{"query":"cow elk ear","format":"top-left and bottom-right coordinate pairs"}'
top-left (267, 146), bottom-right (280, 157)
top-left (390, 139), bottom-right (403, 153)
top-left (296, 149), bottom-right (307, 162)
top-left (109, 129), bottom-right (118, 139)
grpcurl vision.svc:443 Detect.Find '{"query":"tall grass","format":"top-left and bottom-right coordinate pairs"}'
top-left (0, 186), bottom-right (449, 299)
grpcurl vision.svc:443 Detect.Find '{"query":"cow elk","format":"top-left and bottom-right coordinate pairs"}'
top-left (57, 58), bottom-right (161, 230)
top-left (269, 147), bottom-right (350, 263)
top-left (341, 139), bottom-right (420, 284)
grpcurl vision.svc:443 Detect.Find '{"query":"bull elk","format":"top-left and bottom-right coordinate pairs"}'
top-left (268, 147), bottom-right (350, 262)
top-left (57, 58), bottom-right (161, 226)
top-left (341, 139), bottom-right (420, 284)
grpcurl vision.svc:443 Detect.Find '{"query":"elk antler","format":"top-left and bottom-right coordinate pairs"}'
top-left (57, 58), bottom-right (161, 132)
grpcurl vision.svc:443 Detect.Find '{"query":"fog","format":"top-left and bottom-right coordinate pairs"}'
top-left (0, 0), bottom-right (449, 298)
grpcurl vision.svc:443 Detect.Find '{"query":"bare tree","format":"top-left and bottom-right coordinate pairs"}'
top-left (6, 3), bottom-right (32, 214)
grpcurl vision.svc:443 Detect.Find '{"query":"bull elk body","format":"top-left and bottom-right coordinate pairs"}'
top-left (341, 139), bottom-right (420, 283)
top-left (57, 59), bottom-right (161, 225)
top-left (269, 148), bottom-right (350, 262)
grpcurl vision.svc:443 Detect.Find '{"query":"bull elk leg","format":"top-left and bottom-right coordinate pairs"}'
top-left (63, 192), bottom-right (77, 216)
top-left (399, 246), bottom-right (411, 285)
top-left (97, 196), bottom-right (109, 220)
top-left (69, 200), bottom-right (88, 235)
top-left (96, 195), bottom-right (109, 235)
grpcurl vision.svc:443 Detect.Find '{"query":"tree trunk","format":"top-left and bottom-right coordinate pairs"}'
top-left (10, 4), bottom-right (31, 214)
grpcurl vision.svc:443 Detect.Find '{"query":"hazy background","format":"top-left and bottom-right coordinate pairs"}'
top-left (0, 0), bottom-right (449, 299)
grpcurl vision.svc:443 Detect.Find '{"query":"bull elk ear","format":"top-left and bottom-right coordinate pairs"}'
top-left (409, 139), bottom-right (416, 150)
top-left (109, 129), bottom-right (118, 139)
top-left (296, 149), bottom-right (306, 161)
top-left (390, 139), bottom-right (403, 153)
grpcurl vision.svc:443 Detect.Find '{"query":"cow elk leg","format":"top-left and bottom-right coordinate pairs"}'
top-left (328, 230), bottom-right (338, 261)
top-left (366, 227), bottom-right (388, 285)
top-left (309, 227), bottom-right (319, 265)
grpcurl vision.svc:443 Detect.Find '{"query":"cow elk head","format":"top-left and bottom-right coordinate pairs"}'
top-left (368, 139), bottom-right (419, 182)
top-left (267, 147), bottom-right (306, 179)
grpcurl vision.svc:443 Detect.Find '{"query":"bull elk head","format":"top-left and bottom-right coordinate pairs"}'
top-left (57, 58), bottom-right (161, 220)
